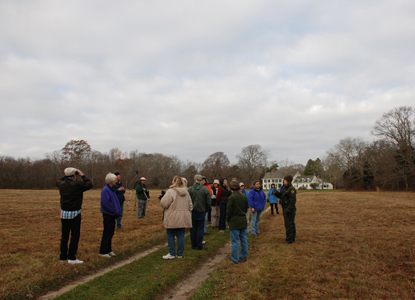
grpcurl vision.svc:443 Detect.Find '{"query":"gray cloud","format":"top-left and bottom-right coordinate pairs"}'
top-left (1, 0), bottom-right (414, 165)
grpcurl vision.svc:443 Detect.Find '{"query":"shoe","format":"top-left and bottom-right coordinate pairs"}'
top-left (176, 255), bottom-right (183, 259)
top-left (233, 261), bottom-right (239, 264)
top-left (163, 253), bottom-right (176, 260)
top-left (202, 241), bottom-right (206, 244)
top-left (109, 252), bottom-right (116, 257)
top-left (239, 257), bottom-right (247, 263)
top-left (99, 253), bottom-right (111, 258)
top-left (204, 232), bottom-right (210, 235)
top-left (68, 259), bottom-right (83, 264)
top-left (219, 230), bottom-right (225, 233)
top-left (117, 226), bottom-right (122, 229)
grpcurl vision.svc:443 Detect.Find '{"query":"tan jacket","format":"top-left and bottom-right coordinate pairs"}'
top-left (160, 187), bottom-right (193, 229)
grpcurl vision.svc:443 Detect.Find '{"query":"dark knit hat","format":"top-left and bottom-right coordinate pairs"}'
top-left (229, 180), bottom-right (240, 191)
top-left (284, 175), bottom-right (293, 183)
top-left (114, 172), bottom-right (120, 176)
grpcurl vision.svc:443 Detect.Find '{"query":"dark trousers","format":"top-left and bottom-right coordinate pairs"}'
top-left (60, 214), bottom-right (81, 260)
top-left (219, 204), bottom-right (227, 231)
top-left (99, 214), bottom-right (116, 254)
top-left (190, 219), bottom-right (205, 250)
top-left (270, 203), bottom-right (279, 215)
top-left (283, 207), bottom-right (296, 243)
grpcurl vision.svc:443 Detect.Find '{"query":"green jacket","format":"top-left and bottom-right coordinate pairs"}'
top-left (135, 182), bottom-right (148, 200)
top-left (227, 192), bottom-right (249, 230)
top-left (188, 182), bottom-right (211, 213)
top-left (275, 184), bottom-right (296, 211)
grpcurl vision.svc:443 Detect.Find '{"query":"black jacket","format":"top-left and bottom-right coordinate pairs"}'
top-left (56, 175), bottom-right (93, 211)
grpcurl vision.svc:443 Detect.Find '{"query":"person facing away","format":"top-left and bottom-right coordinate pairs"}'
top-left (135, 177), bottom-right (149, 219)
top-left (160, 175), bottom-right (193, 260)
top-left (202, 176), bottom-right (213, 235)
top-left (113, 172), bottom-right (125, 229)
top-left (187, 174), bottom-right (211, 250)
top-left (56, 167), bottom-right (93, 264)
top-left (99, 173), bottom-right (122, 258)
top-left (216, 178), bottom-right (230, 232)
top-left (267, 183), bottom-right (279, 215)
top-left (227, 180), bottom-right (249, 264)
top-left (248, 180), bottom-right (266, 236)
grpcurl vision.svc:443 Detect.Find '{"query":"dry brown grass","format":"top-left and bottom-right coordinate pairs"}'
top-left (192, 191), bottom-right (415, 300)
top-left (0, 189), bottom-right (166, 299)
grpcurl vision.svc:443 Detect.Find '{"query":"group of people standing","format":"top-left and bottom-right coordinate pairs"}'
top-left (57, 168), bottom-right (297, 265)
top-left (159, 174), bottom-right (297, 264)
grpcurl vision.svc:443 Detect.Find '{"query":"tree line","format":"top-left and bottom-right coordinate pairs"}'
top-left (1, 106), bottom-right (413, 191)
top-left (305, 106), bottom-right (415, 191)
top-left (0, 143), bottom-right (271, 190)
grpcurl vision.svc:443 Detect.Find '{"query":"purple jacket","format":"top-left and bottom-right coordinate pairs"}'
top-left (101, 185), bottom-right (122, 217)
top-left (248, 188), bottom-right (266, 211)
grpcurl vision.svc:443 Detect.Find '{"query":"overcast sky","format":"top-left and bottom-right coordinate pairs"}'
top-left (1, 0), bottom-right (414, 166)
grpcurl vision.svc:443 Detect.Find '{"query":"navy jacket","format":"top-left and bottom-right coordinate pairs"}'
top-left (114, 181), bottom-right (125, 204)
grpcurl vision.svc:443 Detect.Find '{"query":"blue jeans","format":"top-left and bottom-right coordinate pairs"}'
top-left (166, 228), bottom-right (185, 256)
top-left (116, 203), bottom-right (124, 228)
top-left (251, 211), bottom-right (262, 235)
top-left (219, 204), bottom-right (227, 231)
top-left (190, 219), bottom-right (205, 250)
top-left (230, 228), bottom-right (248, 263)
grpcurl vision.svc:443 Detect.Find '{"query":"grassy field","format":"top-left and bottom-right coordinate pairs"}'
top-left (192, 191), bottom-right (415, 299)
top-left (1, 190), bottom-right (415, 299)
top-left (0, 188), bottom-right (167, 299)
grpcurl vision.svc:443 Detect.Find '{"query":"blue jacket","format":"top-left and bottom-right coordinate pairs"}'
top-left (267, 188), bottom-right (279, 204)
top-left (101, 185), bottom-right (122, 217)
top-left (240, 189), bottom-right (250, 207)
top-left (248, 188), bottom-right (266, 211)
top-left (114, 181), bottom-right (125, 204)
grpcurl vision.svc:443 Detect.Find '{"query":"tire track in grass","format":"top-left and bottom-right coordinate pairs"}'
top-left (39, 243), bottom-right (166, 300)
top-left (40, 207), bottom-right (270, 300)
top-left (160, 207), bottom-right (270, 299)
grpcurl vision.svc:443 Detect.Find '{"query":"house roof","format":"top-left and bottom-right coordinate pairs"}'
top-left (263, 170), bottom-right (295, 179)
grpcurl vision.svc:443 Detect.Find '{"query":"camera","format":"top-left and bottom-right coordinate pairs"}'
top-left (158, 190), bottom-right (166, 200)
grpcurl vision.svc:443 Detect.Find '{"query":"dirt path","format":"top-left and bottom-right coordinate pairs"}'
top-left (159, 242), bottom-right (232, 300)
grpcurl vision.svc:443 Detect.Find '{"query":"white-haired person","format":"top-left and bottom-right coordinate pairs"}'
top-left (160, 176), bottom-right (193, 259)
top-left (99, 173), bottom-right (122, 258)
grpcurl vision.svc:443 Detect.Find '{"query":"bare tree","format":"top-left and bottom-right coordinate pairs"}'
top-left (201, 152), bottom-right (230, 181)
top-left (372, 106), bottom-right (415, 190)
top-left (237, 145), bottom-right (268, 186)
top-left (62, 140), bottom-right (92, 165)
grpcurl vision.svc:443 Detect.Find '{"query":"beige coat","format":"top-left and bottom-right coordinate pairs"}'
top-left (160, 187), bottom-right (193, 229)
